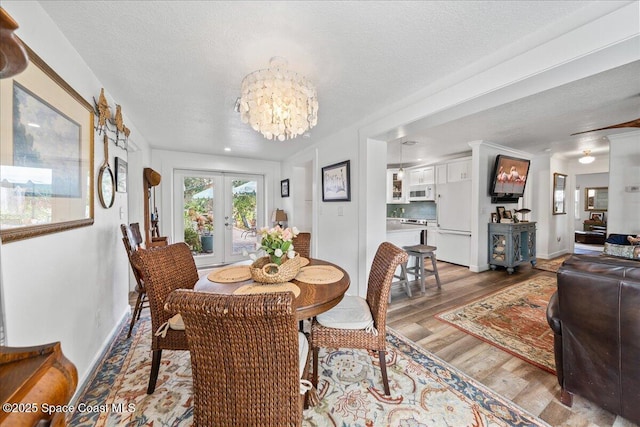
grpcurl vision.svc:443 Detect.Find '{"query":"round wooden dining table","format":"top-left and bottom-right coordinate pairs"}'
top-left (195, 258), bottom-right (350, 320)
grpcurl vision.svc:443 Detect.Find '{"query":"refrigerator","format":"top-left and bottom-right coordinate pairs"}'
top-left (436, 180), bottom-right (472, 266)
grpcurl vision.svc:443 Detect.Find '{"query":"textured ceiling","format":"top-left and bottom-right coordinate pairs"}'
top-left (36, 1), bottom-right (638, 162)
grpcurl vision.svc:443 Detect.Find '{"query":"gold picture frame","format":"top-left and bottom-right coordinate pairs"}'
top-left (0, 43), bottom-right (94, 243)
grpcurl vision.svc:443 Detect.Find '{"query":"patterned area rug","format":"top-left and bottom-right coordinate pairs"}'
top-left (436, 276), bottom-right (556, 374)
top-left (69, 314), bottom-right (549, 427)
top-left (534, 254), bottom-right (571, 272)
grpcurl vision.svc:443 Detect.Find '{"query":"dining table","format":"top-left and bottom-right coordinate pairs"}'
top-left (195, 257), bottom-right (351, 321)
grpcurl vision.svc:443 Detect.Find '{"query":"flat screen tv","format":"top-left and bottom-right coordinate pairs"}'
top-left (489, 155), bottom-right (530, 203)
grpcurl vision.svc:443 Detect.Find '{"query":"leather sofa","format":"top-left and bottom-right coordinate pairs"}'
top-left (546, 254), bottom-right (640, 425)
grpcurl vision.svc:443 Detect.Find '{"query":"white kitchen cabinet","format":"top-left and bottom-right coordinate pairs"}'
top-left (386, 169), bottom-right (409, 204)
top-left (447, 159), bottom-right (471, 182)
top-left (436, 164), bottom-right (447, 185)
top-left (409, 167), bottom-right (434, 186)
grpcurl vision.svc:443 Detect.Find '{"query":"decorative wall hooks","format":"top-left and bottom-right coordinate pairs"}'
top-left (93, 87), bottom-right (130, 150)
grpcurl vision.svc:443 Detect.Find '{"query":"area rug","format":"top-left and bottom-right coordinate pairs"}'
top-left (436, 275), bottom-right (556, 374)
top-left (534, 254), bottom-right (571, 273)
top-left (68, 314), bottom-right (549, 427)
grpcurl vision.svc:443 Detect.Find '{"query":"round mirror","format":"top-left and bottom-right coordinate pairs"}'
top-left (98, 165), bottom-right (115, 208)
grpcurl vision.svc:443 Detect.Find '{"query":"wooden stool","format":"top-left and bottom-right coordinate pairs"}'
top-left (390, 262), bottom-right (412, 302)
top-left (403, 244), bottom-right (442, 293)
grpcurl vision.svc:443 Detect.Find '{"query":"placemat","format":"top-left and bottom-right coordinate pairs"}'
top-left (207, 265), bottom-right (251, 283)
top-left (299, 257), bottom-right (310, 267)
top-left (233, 282), bottom-right (300, 297)
top-left (295, 265), bottom-right (344, 284)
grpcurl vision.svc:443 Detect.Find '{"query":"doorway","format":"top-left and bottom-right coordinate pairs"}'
top-left (173, 170), bottom-right (264, 267)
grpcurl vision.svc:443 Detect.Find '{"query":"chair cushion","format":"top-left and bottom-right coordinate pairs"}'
top-left (298, 332), bottom-right (308, 378)
top-left (316, 295), bottom-right (375, 333)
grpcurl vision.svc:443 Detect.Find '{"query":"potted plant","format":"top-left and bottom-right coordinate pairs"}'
top-left (200, 223), bottom-right (214, 253)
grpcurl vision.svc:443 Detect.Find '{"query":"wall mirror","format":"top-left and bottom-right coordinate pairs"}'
top-left (584, 187), bottom-right (608, 212)
top-left (553, 173), bottom-right (567, 215)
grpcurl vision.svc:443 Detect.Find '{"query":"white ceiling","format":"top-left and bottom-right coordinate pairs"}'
top-left (36, 1), bottom-right (639, 163)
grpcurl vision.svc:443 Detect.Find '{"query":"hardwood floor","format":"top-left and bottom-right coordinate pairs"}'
top-left (387, 260), bottom-right (637, 427)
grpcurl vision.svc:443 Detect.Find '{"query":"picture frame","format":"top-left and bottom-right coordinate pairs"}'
top-left (491, 212), bottom-right (498, 223)
top-left (496, 206), bottom-right (506, 219)
top-left (322, 160), bottom-right (351, 202)
top-left (553, 172), bottom-right (567, 215)
top-left (0, 44), bottom-right (94, 243)
top-left (503, 210), bottom-right (513, 219)
top-left (115, 157), bottom-right (128, 193)
top-left (280, 178), bottom-right (290, 198)
top-left (590, 212), bottom-right (604, 222)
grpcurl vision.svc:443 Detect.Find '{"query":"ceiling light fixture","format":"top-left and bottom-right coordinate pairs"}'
top-left (397, 140), bottom-right (405, 180)
top-left (238, 57), bottom-right (318, 141)
top-left (579, 150), bottom-right (595, 164)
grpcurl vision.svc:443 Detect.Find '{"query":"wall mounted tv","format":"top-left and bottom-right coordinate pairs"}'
top-left (489, 155), bottom-right (530, 203)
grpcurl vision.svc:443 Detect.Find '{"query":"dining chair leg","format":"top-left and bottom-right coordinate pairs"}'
top-left (147, 349), bottom-right (162, 394)
top-left (378, 350), bottom-right (391, 396)
top-left (312, 347), bottom-right (319, 388)
top-left (137, 293), bottom-right (147, 320)
top-left (127, 292), bottom-right (144, 338)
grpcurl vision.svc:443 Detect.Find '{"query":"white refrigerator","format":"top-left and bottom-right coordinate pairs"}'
top-left (436, 180), bottom-right (472, 266)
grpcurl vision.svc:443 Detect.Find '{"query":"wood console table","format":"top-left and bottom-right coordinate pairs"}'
top-left (488, 222), bottom-right (537, 274)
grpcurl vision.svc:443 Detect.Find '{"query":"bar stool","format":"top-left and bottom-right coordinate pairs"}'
top-left (390, 262), bottom-right (412, 302)
top-left (402, 244), bottom-right (442, 293)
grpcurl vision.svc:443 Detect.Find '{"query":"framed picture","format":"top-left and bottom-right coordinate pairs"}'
top-left (496, 206), bottom-right (506, 219)
top-left (280, 178), bottom-right (290, 198)
top-left (322, 160), bottom-right (351, 202)
top-left (115, 157), bottom-right (128, 193)
top-left (590, 212), bottom-right (604, 222)
top-left (491, 213), bottom-right (498, 223)
top-left (503, 210), bottom-right (513, 219)
top-left (0, 44), bottom-right (94, 243)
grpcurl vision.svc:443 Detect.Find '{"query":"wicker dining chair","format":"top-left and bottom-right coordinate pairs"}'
top-left (165, 290), bottom-right (308, 427)
top-left (120, 223), bottom-right (147, 338)
top-left (310, 241), bottom-right (408, 396)
top-left (131, 242), bottom-right (199, 394)
top-left (292, 232), bottom-right (311, 259)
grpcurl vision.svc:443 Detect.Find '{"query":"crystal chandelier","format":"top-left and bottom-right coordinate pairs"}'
top-left (239, 57), bottom-right (318, 141)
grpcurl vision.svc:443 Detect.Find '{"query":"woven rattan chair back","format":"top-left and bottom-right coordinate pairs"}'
top-left (120, 223), bottom-right (147, 338)
top-left (311, 241), bottom-right (407, 396)
top-left (366, 241), bottom-right (409, 337)
top-left (132, 242), bottom-right (198, 393)
top-left (292, 232), bottom-right (311, 258)
top-left (166, 290), bottom-right (303, 427)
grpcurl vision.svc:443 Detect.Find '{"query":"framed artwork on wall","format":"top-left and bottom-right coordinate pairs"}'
top-left (322, 160), bottom-right (351, 202)
top-left (280, 178), bottom-right (289, 198)
top-left (0, 43), bottom-right (94, 243)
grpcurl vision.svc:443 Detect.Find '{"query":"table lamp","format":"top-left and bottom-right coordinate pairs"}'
top-left (271, 209), bottom-right (288, 227)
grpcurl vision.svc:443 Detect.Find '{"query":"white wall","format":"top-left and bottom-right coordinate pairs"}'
top-left (0, 1), bottom-right (151, 386)
top-left (607, 131), bottom-right (640, 235)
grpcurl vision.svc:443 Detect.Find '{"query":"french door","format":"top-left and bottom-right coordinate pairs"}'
top-left (173, 170), bottom-right (263, 267)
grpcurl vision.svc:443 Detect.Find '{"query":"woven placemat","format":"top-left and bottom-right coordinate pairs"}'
top-left (207, 265), bottom-right (251, 283)
top-left (233, 282), bottom-right (300, 297)
top-left (295, 265), bottom-right (344, 284)
top-left (299, 257), bottom-right (310, 267)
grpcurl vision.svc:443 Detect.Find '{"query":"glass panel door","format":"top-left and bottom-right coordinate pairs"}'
top-left (224, 175), bottom-right (263, 264)
top-left (174, 170), bottom-right (263, 267)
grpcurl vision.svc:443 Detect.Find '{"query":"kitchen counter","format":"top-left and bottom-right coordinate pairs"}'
top-left (386, 223), bottom-right (428, 233)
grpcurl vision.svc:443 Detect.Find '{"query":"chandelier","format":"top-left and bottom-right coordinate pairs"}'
top-left (239, 57), bottom-right (318, 141)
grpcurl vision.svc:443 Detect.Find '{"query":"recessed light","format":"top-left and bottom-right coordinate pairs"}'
top-left (27, 123), bottom-right (40, 128)
top-left (224, 147), bottom-right (231, 152)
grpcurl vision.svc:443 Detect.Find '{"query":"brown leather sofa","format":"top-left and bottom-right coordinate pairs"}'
top-left (546, 254), bottom-right (640, 425)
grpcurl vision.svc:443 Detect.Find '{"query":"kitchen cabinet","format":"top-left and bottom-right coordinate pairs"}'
top-left (488, 222), bottom-right (537, 274)
top-left (409, 167), bottom-right (434, 186)
top-left (447, 158), bottom-right (471, 182)
top-left (386, 169), bottom-right (409, 204)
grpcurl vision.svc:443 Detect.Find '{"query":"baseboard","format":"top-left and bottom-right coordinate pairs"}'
top-left (469, 263), bottom-right (489, 273)
top-left (69, 305), bottom-right (130, 406)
